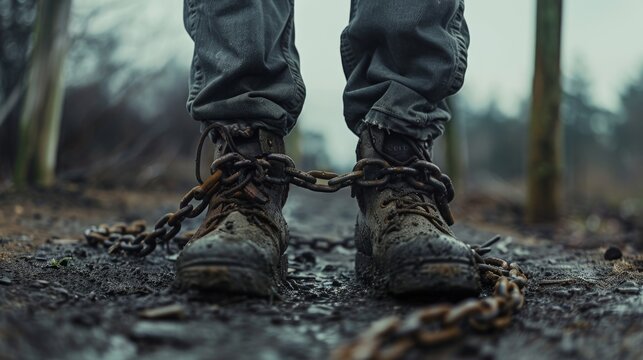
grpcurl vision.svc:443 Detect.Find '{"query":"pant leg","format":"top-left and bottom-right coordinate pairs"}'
top-left (184, 0), bottom-right (305, 136)
top-left (341, 0), bottom-right (469, 141)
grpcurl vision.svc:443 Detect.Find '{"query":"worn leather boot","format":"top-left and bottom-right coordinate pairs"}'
top-left (176, 127), bottom-right (288, 295)
top-left (354, 126), bottom-right (481, 297)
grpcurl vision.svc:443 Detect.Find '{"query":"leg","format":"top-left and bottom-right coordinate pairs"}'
top-left (184, 0), bottom-right (305, 136)
top-left (341, 0), bottom-right (469, 141)
top-left (344, 0), bottom-right (480, 296)
top-left (178, 0), bottom-right (300, 294)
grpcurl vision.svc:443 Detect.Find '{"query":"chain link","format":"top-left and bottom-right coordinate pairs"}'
top-left (289, 233), bottom-right (355, 252)
top-left (332, 236), bottom-right (528, 360)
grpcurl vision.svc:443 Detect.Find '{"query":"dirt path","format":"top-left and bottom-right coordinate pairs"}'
top-left (1, 187), bottom-right (642, 360)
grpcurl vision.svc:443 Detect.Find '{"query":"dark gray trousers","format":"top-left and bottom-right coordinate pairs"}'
top-left (184, 0), bottom-right (469, 141)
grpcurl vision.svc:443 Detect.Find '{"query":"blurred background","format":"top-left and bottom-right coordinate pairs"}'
top-left (1, 0), bottom-right (642, 238)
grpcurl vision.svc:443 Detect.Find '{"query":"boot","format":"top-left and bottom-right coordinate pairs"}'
top-left (176, 126), bottom-right (288, 295)
top-left (354, 126), bottom-right (480, 297)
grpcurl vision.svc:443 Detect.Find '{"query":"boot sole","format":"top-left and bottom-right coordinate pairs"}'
top-left (176, 254), bottom-right (288, 296)
top-left (356, 251), bottom-right (481, 298)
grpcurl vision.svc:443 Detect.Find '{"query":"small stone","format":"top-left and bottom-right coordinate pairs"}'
top-left (306, 304), bottom-right (333, 317)
top-left (596, 296), bottom-right (612, 303)
top-left (294, 250), bottom-right (316, 264)
top-left (322, 264), bottom-right (337, 272)
top-left (51, 238), bottom-right (81, 245)
top-left (552, 290), bottom-right (572, 299)
top-left (51, 287), bottom-right (70, 297)
top-left (568, 287), bottom-right (584, 295)
top-left (165, 253), bottom-right (179, 262)
top-left (0, 277), bottom-right (12, 286)
top-left (621, 280), bottom-right (637, 287)
top-left (513, 247), bottom-right (531, 257)
top-left (139, 304), bottom-right (186, 320)
top-left (130, 321), bottom-right (192, 344)
top-left (616, 287), bottom-right (640, 295)
top-left (32, 279), bottom-right (50, 288)
top-left (604, 246), bottom-right (622, 260)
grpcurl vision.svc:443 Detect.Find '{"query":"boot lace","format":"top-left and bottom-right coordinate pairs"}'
top-left (381, 188), bottom-right (452, 236)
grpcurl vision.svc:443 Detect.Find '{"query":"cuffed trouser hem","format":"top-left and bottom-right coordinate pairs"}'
top-left (355, 103), bottom-right (449, 142)
top-left (347, 81), bottom-right (451, 141)
top-left (199, 118), bottom-right (290, 138)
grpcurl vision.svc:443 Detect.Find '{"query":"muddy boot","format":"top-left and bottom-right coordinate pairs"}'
top-left (176, 127), bottom-right (288, 296)
top-left (354, 126), bottom-right (480, 297)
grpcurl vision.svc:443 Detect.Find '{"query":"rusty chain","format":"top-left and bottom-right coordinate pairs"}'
top-left (289, 233), bottom-right (355, 252)
top-left (333, 236), bottom-right (528, 360)
top-left (84, 151), bottom-right (454, 257)
top-left (84, 168), bottom-right (224, 256)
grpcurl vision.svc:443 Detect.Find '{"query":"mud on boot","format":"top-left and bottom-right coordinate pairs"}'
top-left (176, 125), bottom-right (289, 296)
top-left (354, 126), bottom-right (481, 298)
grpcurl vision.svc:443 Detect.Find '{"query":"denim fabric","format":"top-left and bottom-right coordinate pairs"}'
top-left (183, 0), bottom-right (304, 136)
top-left (184, 0), bottom-right (468, 141)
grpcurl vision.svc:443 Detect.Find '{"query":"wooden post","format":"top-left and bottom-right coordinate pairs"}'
top-left (14, 0), bottom-right (72, 188)
top-left (526, 0), bottom-right (564, 223)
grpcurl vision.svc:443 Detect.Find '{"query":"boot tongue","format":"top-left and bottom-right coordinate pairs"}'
top-left (382, 133), bottom-right (420, 164)
top-left (362, 126), bottom-right (428, 165)
top-left (212, 127), bottom-right (284, 159)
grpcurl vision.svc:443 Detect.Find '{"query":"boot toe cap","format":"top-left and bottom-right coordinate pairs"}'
top-left (382, 233), bottom-right (481, 297)
top-left (176, 232), bottom-right (278, 295)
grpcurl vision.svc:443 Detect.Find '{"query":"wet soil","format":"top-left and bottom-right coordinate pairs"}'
top-left (1, 186), bottom-right (642, 360)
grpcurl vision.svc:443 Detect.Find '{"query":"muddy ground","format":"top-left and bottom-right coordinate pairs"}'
top-left (0, 185), bottom-right (642, 360)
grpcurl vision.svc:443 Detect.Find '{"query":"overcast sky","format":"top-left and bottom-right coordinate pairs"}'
top-left (75, 0), bottom-right (643, 167)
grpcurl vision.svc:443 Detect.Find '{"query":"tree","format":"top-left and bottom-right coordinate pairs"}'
top-left (14, 0), bottom-right (72, 188)
top-left (0, 0), bottom-right (37, 179)
top-left (526, 0), bottom-right (564, 223)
